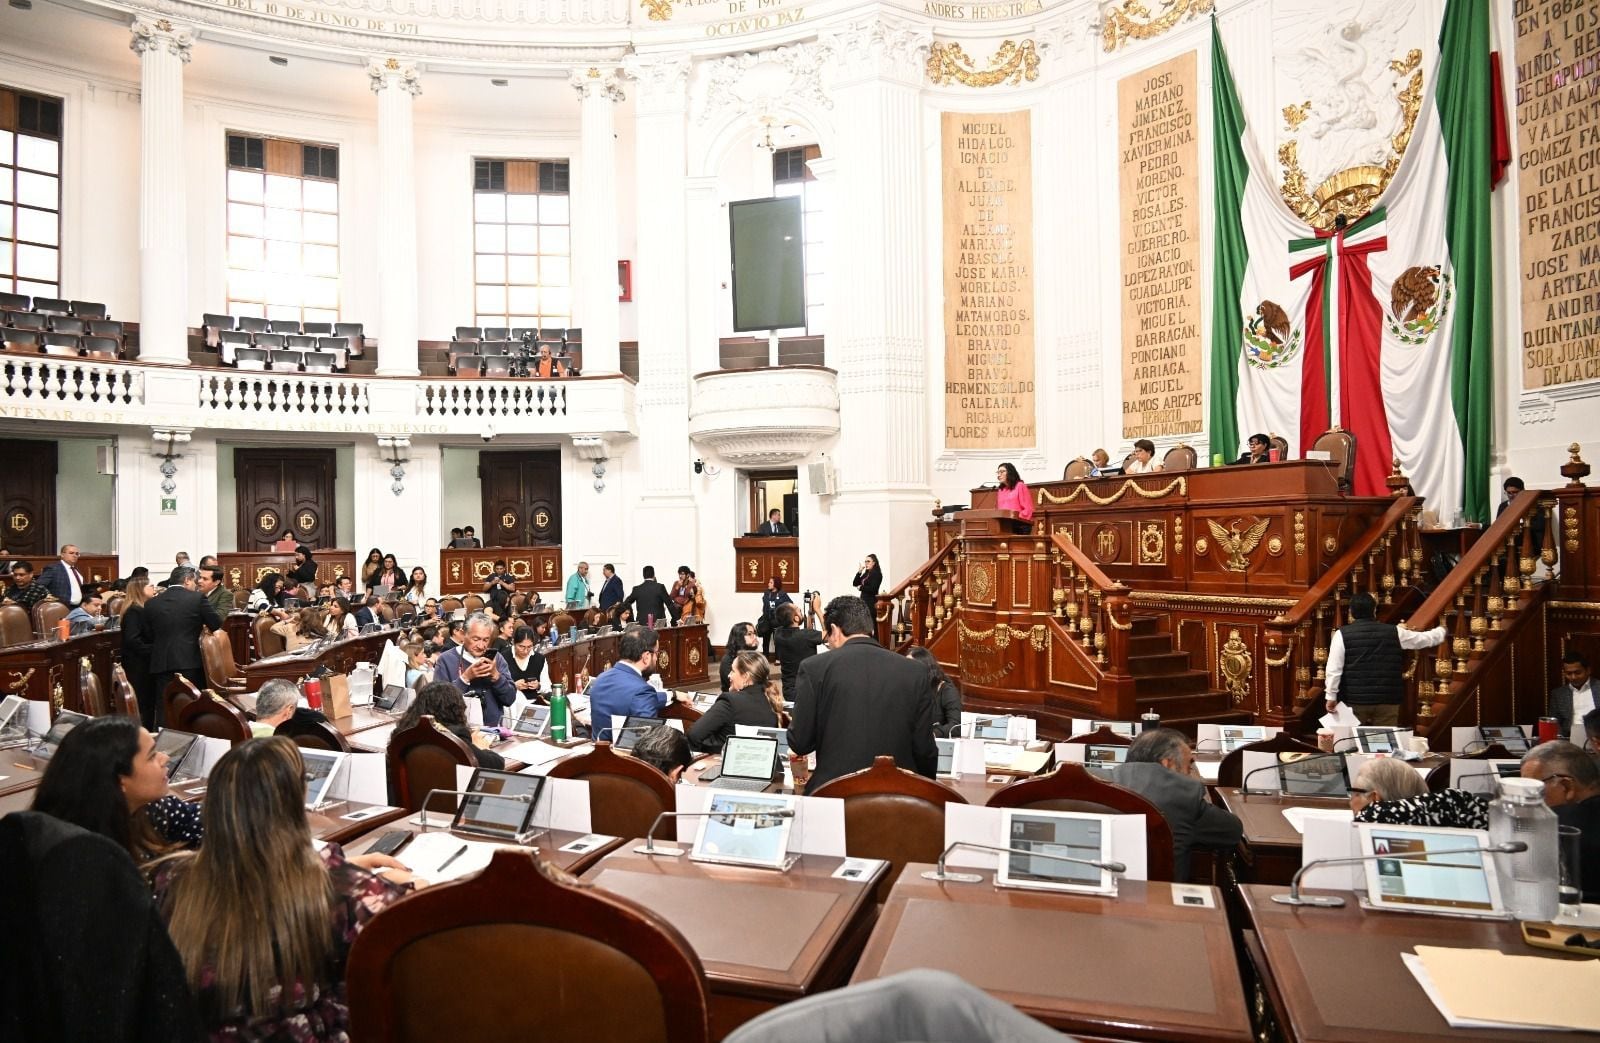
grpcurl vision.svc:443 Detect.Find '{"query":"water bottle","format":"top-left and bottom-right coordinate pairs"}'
top-left (1489, 777), bottom-right (1559, 920)
top-left (549, 684), bottom-right (569, 743)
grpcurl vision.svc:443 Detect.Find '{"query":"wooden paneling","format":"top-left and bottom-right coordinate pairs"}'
top-left (235, 448), bottom-right (336, 551)
top-left (219, 550), bottom-right (356, 592)
top-left (438, 546), bottom-right (563, 596)
top-left (479, 450), bottom-right (561, 547)
top-left (0, 438), bottom-right (57, 557)
top-left (76, 554), bottom-right (119, 586)
top-left (0, 629), bottom-right (120, 718)
top-left (732, 537), bottom-right (800, 594)
top-left (264, 137), bottom-right (301, 176)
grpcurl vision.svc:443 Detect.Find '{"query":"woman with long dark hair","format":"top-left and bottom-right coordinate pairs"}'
top-left (853, 553), bottom-right (883, 611)
top-left (397, 681), bottom-right (504, 769)
top-left (359, 548), bottom-right (383, 590)
top-left (152, 738), bottom-right (416, 1040)
top-left (247, 572), bottom-right (284, 612)
top-left (375, 553), bottom-right (405, 592)
top-left (404, 566), bottom-right (429, 605)
top-left (906, 645), bottom-right (963, 737)
top-left (994, 461), bottom-right (1035, 522)
top-left (31, 715), bottom-right (202, 861)
top-left (689, 651), bottom-right (783, 753)
top-left (720, 621), bottom-right (759, 692)
top-left (504, 626), bottom-right (546, 698)
top-left (119, 577), bottom-right (158, 727)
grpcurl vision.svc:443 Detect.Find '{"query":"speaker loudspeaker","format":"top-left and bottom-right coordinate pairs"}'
top-left (96, 445), bottom-right (116, 475)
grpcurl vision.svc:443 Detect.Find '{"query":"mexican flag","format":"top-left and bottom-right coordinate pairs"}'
top-left (1207, 4), bottom-right (1493, 520)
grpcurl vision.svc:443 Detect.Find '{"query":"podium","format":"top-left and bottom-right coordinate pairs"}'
top-left (955, 509), bottom-right (1030, 536)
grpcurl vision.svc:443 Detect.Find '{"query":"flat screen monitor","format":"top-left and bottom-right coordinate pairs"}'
top-left (451, 768), bottom-right (545, 840)
top-left (1477, 725), bottom-right (1531, 754)
top-left (729, 196), bottom-right (805, 333)
top-left (998, 810), bottom-right (1116, 895)
top-left (614, 716), bottom-right (666, 752)
top-left (1277, 753), bottom-right (1350, 799)
top-left (1218, 725), bottom-right (1267, 754)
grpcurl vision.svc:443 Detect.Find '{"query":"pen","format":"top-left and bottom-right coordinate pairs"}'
top-left (437, 844), bottom-right (468, 874)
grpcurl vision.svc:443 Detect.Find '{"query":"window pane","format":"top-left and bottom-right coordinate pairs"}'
top-left (0, 206), bottom-right (11, 240)
top-left (474, 224), bottom-right (505, 253)
top-left (264, 174), bottom-right (301, 209)
top-left (16, 207), bottom-right (56, 246)
top-left (228, 203), bottom-right (264, 236)
top-left (476, 285), bottom-right (506, 312)
top-left (475, 254), bottom-right (505, 282)
top-left (508, 285), bottom-right (539, 312)
top-left (540, 226), bottom-right (569, 254)
top-left (17, 135), bottom-right (59, 175)
top-left (16, 280), bottom-right (57, 297)
top-left (506, 255), bottom-right (537, 283)
top-left (509, 315), bottom-right (538, 328)
top-left (234, 301), bottom-right (265, 319)
top-left (17, 244), bottom-right (57, 281)
top-left (0, 240), bottom-right (10, 275)
top-left (265, 302), bottom-right (301, 322)
top-left (228, 235), bottom-right (263, 269)
top-left (303, 244), bottom-right (337, 276)
top-left (774, 181), bottom-right (802, 198)
top-left (264, 207), bottom-right (301, 242)
top-left (541, 286), bottom-right (570, 314)
top-left (539, 195), bottom-right (569, 224)
top-left (302, 276), bottom-right (338, 308)
top-left (0, 174), bottom-right (11, 203)
top-left (807, 304), bottom-right (824, 333)
top-left (304, 308), bottom-right (338, 325)
top-left (474, 193), bottom-right (506, 222)
top-left (229, 269), bottom-right (266, 302)
top-left (262, 274), bottom-right (300, 306)
top-left (302, 180), bottom-right (337, 212)
top-left (303, 212), bottom-right (338, 245)
top-left (476, 314), bottom-right (505, 327)
top-left (16, 172), bottom-right (57, 209)
top-left (0, 131), bottom-right (12, 157)
top-left (506, 194), bottom-right (537, 223)
top-left (265, 239), bottom-right (300, 273)
top-left (228, 169), bottom-right (264, 203)
top-left (540, 256), bottom-right (570, 285)
top-left (506, 225), bottom-right (537, 253)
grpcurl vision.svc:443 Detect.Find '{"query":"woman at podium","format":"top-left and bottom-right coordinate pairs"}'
top-left (994, 462), bottom-right (1034, 522)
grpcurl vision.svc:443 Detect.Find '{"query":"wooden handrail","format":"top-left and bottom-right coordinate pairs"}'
top-left (1273, 496), bottom-right (1420, 629)
top-left (1047, 533), bottom-right (1127, 594)
top-left (1409, 489), bottom-right (1543, 630)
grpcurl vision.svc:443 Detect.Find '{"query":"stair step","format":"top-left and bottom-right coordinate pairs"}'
top-left (1148, 707), bottom-right (1256, 739)
top-left (1139, 690), bottom-right (1243, 718)
top-left (1127, 651), bottom-right (1192, 677)
top-left (1127, 633), bottom-right (1174, 656)
top-left (1133, 670), bottom-right (1212, 697)
top-left (1130, 615), bottom-right (1162, 636)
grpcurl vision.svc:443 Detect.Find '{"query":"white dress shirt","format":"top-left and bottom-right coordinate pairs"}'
top-left (1124, 457), bottom-right (1160, 474)
top-left (1571, 681), bottom-right (1595, 750)
top-left (1324, 624), bottom-right (1449, 704)
top-left (64, 559), bottom-right (82, 605)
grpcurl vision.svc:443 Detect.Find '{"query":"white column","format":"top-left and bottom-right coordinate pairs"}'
top-left (620, 56), bottom-right (700, 573)
top-left (816, 17), bottom-right (934, 587)
top-left (367, 58), bottom-right (421, 377)
top-left (129, 18), bottom-right (192, 366)
top-left (569, 67), bottom-right (623, 375)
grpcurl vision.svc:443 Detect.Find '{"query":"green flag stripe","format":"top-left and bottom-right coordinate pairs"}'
top-left (1207, 15), bottom-right (1248, 461)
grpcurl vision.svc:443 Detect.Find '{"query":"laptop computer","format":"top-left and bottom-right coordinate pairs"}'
top-left (613, 716), bottom-right (666, 751)
top-left (1477, 724), bottom-right (1532, 754)
top-left (154, 729), bottom-right (202, 782)
top-left (698, 735), bottom-right (781, 792)
top-left (33, 710), bottom-right (89, 761)
top-left (1278, 753), bottom-right (1350, 798)
top-left (451, 768), bottom-right (546, 841)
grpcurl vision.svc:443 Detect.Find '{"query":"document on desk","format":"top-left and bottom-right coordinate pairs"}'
top-left (398, 832), bottom-right (507, 883)
top-left (1281, 806), bottom-right (1353, 834)
top-left (1404, 946), bottom-right (1600, 1032)
top-left (1194, 760), bottom-right (1221, 782)
top-left (502, 740), bottom-right (589, 771)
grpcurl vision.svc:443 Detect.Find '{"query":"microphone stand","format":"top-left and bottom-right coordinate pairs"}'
top-left (922, 840), bottom-right (1128, 884)
top-left (1272, 841), bottom-right (1527, 907)
top-left (635, 808), bottom-right (797, 857)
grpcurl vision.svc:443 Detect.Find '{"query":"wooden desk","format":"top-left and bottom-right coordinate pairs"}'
top-left (583, 848), bottom-right (882, 1039)
top-left (683, 756), bottom-right (1020, 805)
top-left (345, 822), bottom-right (622, 878)
top-left (0, 754), bottom-right (46, 815)
top-left (242, 630), bottom-right (393, 684)
top-left (0, 629), bottom-right (120, 717)
top-left (170, 777), bottom-right (406, 846)
top-left (543, 623), bottom-right (709, 691)
top-left (851, 868), bottom-right (1250, 1042)
top-left (1239, 883), bottom-right (1592, 1042)
top-left (75, 553), bottom-right (119, 586)
top-left (219, 549), bottom-right (357, 593)
top-left (732, 536), bottom-right (799, 594)
top-left (438, 546), bottom-right (562, 597)
top-left (1213, 787), bottom-right (1346, 885)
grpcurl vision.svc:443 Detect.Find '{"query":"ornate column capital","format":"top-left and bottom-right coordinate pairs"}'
top-left (129, 17), bottom-right (194, 64)
top-left (367, 57), bottom-right (422, 96)
top-left (820, 15), bottom-right (931, 88)
top-left (621, 54), bottom-right (690, 107)
top-left (570, 66), bottom-right (625, 103)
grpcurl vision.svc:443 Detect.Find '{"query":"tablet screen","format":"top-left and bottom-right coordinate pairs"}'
top-left (1278, 754), bottom-right (1348, 798)
top-left (1478, 725), bottom-right (1531, 753)
top-left (300, 749), bottom-right (347, 808)
top-left (375, 685), bottom-right (408, 711)
top-left (751, 726), bottom-right (790, 760)
top-left (452, 769), bottom-right (544, 838)
top-left (0, 693), bottom-right (26, 739)
top-left (720, 736), bottom-right (778, 781)
top-left (1084, 744), bottom-right (1128, 770)
top-left (1356, 728), bottom-right (1400, 754)
top-left (999, 810), bottom-right (1113, 894)
top-left (691, 792), bottom-right (796, 869)
top-left (512, 706), bottom-right (550, 737)
top-left (1361, 825), bottom-right (1499, 914)
top-left (971, 717), bottom-right (1011, 740)
top-left (1090, 721), bottom-right (1137, 738)
top-left (1218, 725), bottom-right (1265, 753)
top-left (936, 737), bottom-right (956, 776)
top-left (35, 710), bottom-right (89, 759)
top-left (615, 716), bottom-right (665, 751)
top-left (154, 729), bottom-right (200, 780)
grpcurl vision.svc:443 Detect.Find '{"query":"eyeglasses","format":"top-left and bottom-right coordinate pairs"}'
top-left (1347, 787), bottom-right (1372, 798)
top-left (1535, 774), bottom-right (1574, 786)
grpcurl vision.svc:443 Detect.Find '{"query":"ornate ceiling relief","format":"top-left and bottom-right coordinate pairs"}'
top-left (925, 39), bottom-right (1040, 87)
top-left (1272, 0), bottom-right (1426, 230)
top-left (693, 40), bottom-right (834, 124)
top-left (1099, 0), bottom-right (1213, 53)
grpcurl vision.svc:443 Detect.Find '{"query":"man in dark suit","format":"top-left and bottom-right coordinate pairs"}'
top-left (757, 509), bottom-right (789, 536)
top-left (38, 544), bottom-right (84, 609)
top-left (142, 566), bottom-right (223, 729)
top-left (622, 565), bottom-right (677, 627)
top-left (597, 564), bottom-right (625, 621)
top-left (1113, 728), bottom-right (1243, 879)
top-left (789, 595), bottom-right (937, 793)
top-left (1548, 650), bottom-right (1594, 746)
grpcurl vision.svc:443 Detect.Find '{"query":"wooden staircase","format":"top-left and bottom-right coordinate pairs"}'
top-left (1124, 615), bottom-right (1253, 734)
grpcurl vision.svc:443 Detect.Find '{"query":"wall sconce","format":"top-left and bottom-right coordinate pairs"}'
top-left (150, 428), bottom-right (191, 496)
top-left (377, 435), bottom-right (411, 496)
top-left (573, 435), bottom-right (611, 494)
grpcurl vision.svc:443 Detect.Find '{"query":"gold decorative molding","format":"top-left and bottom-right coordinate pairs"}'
top-left (1279, 48), bottom-right (1423, 231)
top-left (1282, 101), bottom-right (1311, 131)
top-left (1128, 590), bottom-right (1294, 609)
top-left (1205, 517), bottom-right (1269, 572)
top-left (1101, 0), bottom-right (1214, 53)
top-left (1139, 521), bottom-right (1166, 564)
top-left (958, 618), bottom-right (1047, 652)
top-left (1293, 511), bottom-right (1307, 556)
top-left (1219, 627), bottom-right (1254, 707)
top-left (926, 39), bottom-right (1040, 88)
top-left (1037, 476), bottom-right (1187, 506)
top-left (639, 0), bottom-right (672, 20)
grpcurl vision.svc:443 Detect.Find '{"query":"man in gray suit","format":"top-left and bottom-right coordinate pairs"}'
top-left (1548, 650), bottom-right (1594, 748)
top-left (1113, 728), bottom-right (1243, 879)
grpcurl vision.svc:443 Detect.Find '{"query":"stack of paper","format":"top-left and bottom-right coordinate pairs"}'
top-left (1403, 945), bottom-right (1600, 1032)
top-left (398, 831), bottom-right (514, 883)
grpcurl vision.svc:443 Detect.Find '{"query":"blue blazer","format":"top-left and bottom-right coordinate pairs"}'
top-left (434, 647), bottom-right (518, 727)
top-left (584, 663), bottom-right (665, 742)
top-left (38, 562), bottom-right (78, 606)
top-left (598, 575), bottom-right (625, 610)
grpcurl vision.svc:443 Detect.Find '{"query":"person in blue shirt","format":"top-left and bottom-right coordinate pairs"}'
top-left (597, 563), bottom-right (625, 622)
top-left (66, 590), bottom-right (108, 635)
top-left (563, 561), bottom-right (591, 608)
top-left (583, 624), bottom-right (668, 742)
top-left (432, 612), bottom-right (517, 727)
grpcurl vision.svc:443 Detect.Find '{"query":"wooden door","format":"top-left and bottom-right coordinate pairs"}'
top-left (0, 438), bottom-right (57, 557)
top-left (235, 448), bottom-right (337, 550)
top-left (480, 450), bottom-right (561, 547)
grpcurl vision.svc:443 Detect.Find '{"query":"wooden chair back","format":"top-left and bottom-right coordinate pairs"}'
top-left (275, 714), bottom-right (352, 753)
top-left (346, 850), bottom-right (711, 1043)
top-left (111, 664), bottom-right (139, 716)
top-left (163, 674), bottom-right (204, 727)
top-left (177, 690), bottom-right (252, 746)
top-left (463, 595), bottom-right (485, 613)
top-left (386, 716), bottom-right (475, 811)
top-left (1062, 457), bottom-right (1092, 480)
top-left (200, 630), bottom-right (243, 692)
top-left (1062, 726), bottom-right (1133, 747)
top-left (1215, 733), bottom-right (1324, 789)
top-left (78, 658), bottom-right (111, 717)
top-left (31, 599), bottom-right (67, 640)
top-left (985, 763), bottom-right (1176, 881)
top-left (551, 612), bottom-right (576, 635)
top-left (0, 604), bottom-right (33, 648)
top-left (104, 593), bottom-right (126, 618)
top-left (1161, 444), bottom-right (1197, 471)
top-left (547, 742), bottom-right (675, 840)
top-left (439, 597), bottom-right (463, 614)
top-left (811, 755), bottom-right (969, 901)
top-left (1269, 433), bottom-right (1291, 459)
top-left (1311, 427), bottom-right (1356, 491)
top-left (252, 612), bottom-right (285, 659)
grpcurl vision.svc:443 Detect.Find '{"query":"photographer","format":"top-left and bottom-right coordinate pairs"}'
top-left (482, 559), bottom-right (516, 618)
top-left (774, 593), bottom-right (825, 702)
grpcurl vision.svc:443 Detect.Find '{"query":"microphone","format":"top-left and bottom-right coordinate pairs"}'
top-left (1240, 752), bottom-right (1345, 796)
top-left (419, 788), bottom-right (535, 834)
top-left (921, 841), bottom-right (1128, 884)
top-left (635, 808), bottom-right (797, 857)
top-left (1273, 841), bottom-right (1527, 907)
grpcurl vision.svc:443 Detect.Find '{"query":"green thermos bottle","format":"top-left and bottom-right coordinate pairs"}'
top-left (549, 683), bottom-right (569, 743)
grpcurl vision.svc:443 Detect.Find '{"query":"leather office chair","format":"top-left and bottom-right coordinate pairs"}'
top-left (1161, 444), bottom-right (1197, 471)
top-left (177, 690), bottom-right (252, 746)
top-left (986, 763), bottom-right (1176, 881)
top-left (31, 599), bottom-right (68, 640)
top-left (275, 714), bottom-right (351, 753)
top-left (1311, 427), bottom-right (1357, 492)
top-left (812, 755), bottom-right (969, 902)
top-left (387, 715), bottom-right (475, 812)
top-left (163, 674), bottom-right (204, 726)
top-left (104, 593), bottom-right (126, 618)
top-left (1062, 726), bottom-right (1133, 747)
top-left (200, 630), bottom-right (247, 697)
top-left (1214, 733), bottom-right (1323, 789)
top-left (346, 849), bottom-right (711, 1043)
top-left (1062, 457), bottom-right (1093, 480)
top-left (547, 742), bottom-right (675, 841)
top-left (1269, 433), bottom-right (1291, 459)
top-left (454, 355), bottom-right (484, 377)
top-left (463, 595), bottom-right (485, 613)
top-left (252, 613), bottom-right (285, 659)
top-left (78, 658), bottom-right (111, 717)
top-left (0, 604), bottom-right (33, 648)
top-left (111, 664), bottom-right (139, 717)
top-left (551, 612), bottom-right (576, 635)
top-left (439, 597), bottom-right (462, 614)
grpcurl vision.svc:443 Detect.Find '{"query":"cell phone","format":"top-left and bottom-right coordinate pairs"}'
top-left (367, 830), bottom-right (413, 857)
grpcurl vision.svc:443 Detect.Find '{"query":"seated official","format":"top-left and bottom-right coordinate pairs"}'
top-left (689, 651), bottom-right (783, 754)
top-left (272, 606), bottom-right (327, 651)
top-left (906, 645), bottom-right (962, 737)
top-left (1548, 650), bottom-right (1593, 745)
top-left (247, 572), bottom-right (285, 612)
top-left (1350, 757), bottom-right (1487, 829)
top-left (3, 559), bottom-right (51, 610)
top-left (152, 738), bottom-right (417, 1041)
top-left (1124, 438), bottom-right (1162, 474)
top-left (434, 612), bottom-right (517, 727)
top-left (251, 679), bottom-right (300, 738)
top-left (66, 590), bottom-right (109, 635)
top-left (1584, 708), bottom-right (1600, 757)
top-left (31, 715), bottom-right (203, 863)
top-left (631, 725), bottom-right (694, 782)
top-left (584, 624), bottom-right (669, 742)
top-left (1112, 728), bottom-right (1242, 880)
top-left (1523, 741), bottom-right (1600, 902)
top-left (1235, 432), bottom-right (1272, 465)
top-left (1088, 448), bottom-right (1112, 476)
top-left (397, 682), bottom-right (504, 769)
top-left (720, 621), bottom-right (760, 692)
top-left (774, 598), bottom-right (825, 702)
